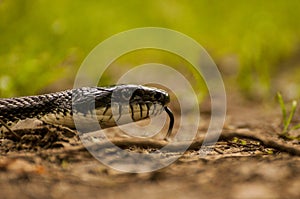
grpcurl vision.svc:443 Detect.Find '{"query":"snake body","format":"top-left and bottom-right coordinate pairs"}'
top-left (0, 85), bottom-right (174, 138)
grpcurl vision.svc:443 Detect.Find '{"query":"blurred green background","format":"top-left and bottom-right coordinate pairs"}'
top-left (1, 0), bottom-right (300, 100)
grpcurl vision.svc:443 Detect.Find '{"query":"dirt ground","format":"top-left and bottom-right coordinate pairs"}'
top-left (0, 94), bottom-right (299, 199)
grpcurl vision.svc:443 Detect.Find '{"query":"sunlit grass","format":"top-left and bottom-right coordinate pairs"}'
top-left (0, 0), bottom-right (300, 98)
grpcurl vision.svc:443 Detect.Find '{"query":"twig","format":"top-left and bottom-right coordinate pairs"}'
top-left (57, 129), bottom-right (300, 156)
top-left (0, 119), bottom-right (21, 140)
top-left (220, 129), bottom-right (300, 156)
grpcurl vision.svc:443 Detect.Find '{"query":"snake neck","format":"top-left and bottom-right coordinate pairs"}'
top-left (0, 90), bottom-right (73, 128)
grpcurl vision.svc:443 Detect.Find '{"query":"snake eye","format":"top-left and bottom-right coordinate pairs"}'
top-left (154, 93), bottom-right (162, 100)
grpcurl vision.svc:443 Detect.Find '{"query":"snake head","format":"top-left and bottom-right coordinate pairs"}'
top-left (72, 84), bottom-right (174, 139)
top-left (109, 84), bottom-right (170, 107)
top-left (72, 84), bottom-right (170, 113)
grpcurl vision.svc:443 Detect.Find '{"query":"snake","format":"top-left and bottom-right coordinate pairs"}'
top-left (0, 84), bottom-right (174, 139)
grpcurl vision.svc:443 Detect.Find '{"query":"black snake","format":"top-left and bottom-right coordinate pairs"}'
top-left (0, 84), bottom-right (174, 138)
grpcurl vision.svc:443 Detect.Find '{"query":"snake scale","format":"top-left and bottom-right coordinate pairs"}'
top-left (0, 84), bottom-right (174, 138)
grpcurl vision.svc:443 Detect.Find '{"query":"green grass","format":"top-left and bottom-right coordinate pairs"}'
top-left (277, 92), bottom-right (300, 140)
top-left (1, 0), bottom-right (300, 98)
